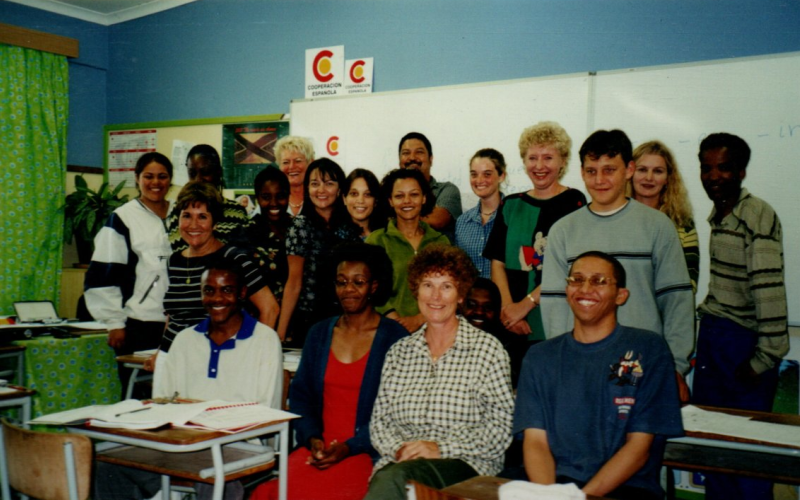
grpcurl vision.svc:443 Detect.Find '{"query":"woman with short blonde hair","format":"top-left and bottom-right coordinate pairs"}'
top-left (275, 136), bottom-right (315, 216)
top-left (484, 121), bottom-right (586, 342)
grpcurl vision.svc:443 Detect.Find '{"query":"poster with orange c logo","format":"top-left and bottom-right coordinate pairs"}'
top-left (345, 58), bottom-right (373, 95)
top-left (305, 45), bottom-right (344, 99)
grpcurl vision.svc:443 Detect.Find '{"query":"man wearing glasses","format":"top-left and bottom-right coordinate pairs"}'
top-left (514, 251), bottom-right (683, 500)
top-left (540, 129), bottom-right (694, 402)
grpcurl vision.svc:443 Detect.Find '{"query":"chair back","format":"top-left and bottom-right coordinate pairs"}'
top-left (1, 419), bottom-right (92, 500)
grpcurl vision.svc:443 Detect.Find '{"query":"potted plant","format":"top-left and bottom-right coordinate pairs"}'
top-left (63, 175), bottom-right (129, 266)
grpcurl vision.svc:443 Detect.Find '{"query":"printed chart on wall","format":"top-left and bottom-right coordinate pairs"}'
top-left (107, 129), bottom-right (157, 187)
top-left (221, 121), bottom-right (289, 189)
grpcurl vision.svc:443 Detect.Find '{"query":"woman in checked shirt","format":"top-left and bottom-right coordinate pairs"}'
top-left (365, 245), bottom-right (515, 499)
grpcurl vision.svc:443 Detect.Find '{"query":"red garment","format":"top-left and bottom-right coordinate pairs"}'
top-left (251, 350), bottom-right (373, 500)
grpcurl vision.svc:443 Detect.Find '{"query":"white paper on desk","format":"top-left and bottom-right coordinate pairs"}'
top-left (282, 350), bottom-right (301, 372)
top-left (30, 400), bottom-right (217, 429)
top-left (31, 400), bottom-right (146, 426)
top-left (682, 405), bottom-right (800, 448)
top-left (499, 481), bottom-right (585, 500)
top-left (187, 403), bottom-right (298, 432)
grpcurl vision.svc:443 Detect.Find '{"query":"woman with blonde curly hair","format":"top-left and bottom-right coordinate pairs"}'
top-left (629, 140), bottom-right (699, 291)
top-left (483, 121), bottom-right (586, 342)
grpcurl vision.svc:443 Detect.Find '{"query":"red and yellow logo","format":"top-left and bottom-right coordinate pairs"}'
top-left (349, 60), bottom-right (366, 83)
top-left (326, 136), bottom-right (340, 156)
top-left (313, 50), bottom-right (334, 82)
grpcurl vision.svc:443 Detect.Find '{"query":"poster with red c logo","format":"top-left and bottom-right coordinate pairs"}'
top-left (305, 45), bottom-right (344, 99)
top-left (326, 136), bottom-right (340, 156)
top-left (345, 58), bottom-right (373, 95)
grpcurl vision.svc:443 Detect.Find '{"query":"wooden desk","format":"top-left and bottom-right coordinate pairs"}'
top-left (0, 387), bottom-right (34, 425)
top-left (441, 476), bottom-right (610, 500)
top-left (0, 386), bottom-right (36, 500)
top-left (71, 416), bottom-right (291, 500)
top-left (665, 406), bottom-right (800, 499)
top-left (12, 333), bottom-right (120, 419)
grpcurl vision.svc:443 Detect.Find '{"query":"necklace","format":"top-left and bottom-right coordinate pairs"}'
top-left (184, 254), bottom-right (193, 284)
top-left (480, 202), bottom-right (498, 217)
top-left (289, 201), bottom-right (302, 208)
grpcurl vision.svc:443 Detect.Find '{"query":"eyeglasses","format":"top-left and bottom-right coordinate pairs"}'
top-left (565, 275), bottom-right (615, 288)
top-left (334, 278), bottom-right (371, 288)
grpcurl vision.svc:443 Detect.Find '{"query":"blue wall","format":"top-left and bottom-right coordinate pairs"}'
top-left (3, 0), bottom-right (800, 167)
top-left (105, 0), bottom-right (800, 125)
top-left (0, 1), bottom-right (108, 167)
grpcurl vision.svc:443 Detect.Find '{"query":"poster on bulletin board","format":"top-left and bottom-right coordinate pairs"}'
top-left (221, 121), bottom-right (289, 189)
top-left (107, 129), bottom-right (157, 187)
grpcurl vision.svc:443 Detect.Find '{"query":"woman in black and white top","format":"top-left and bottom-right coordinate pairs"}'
top-left (84, 152), bottom-right (174, 396)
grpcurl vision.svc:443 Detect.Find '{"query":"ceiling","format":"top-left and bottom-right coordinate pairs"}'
top-left (7, 0), bottom-right (198, 25)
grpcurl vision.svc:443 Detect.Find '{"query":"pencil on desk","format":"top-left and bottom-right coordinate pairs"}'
top-left (115, 406), bottom-right (152, 418)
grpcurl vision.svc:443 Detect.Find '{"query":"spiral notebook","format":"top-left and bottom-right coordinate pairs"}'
top-left (185, 402), bottom-right (299, 433)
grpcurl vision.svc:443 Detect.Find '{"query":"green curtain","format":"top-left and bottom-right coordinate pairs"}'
top-left (0, 44), bottom-right (69, 315)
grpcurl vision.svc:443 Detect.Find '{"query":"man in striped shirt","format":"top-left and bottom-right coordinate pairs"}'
top-left (694, 132), bottom-right (788, 500)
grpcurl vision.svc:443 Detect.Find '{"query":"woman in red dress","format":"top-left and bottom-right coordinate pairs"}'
top-left (251, 243), bottom-right (407, 500)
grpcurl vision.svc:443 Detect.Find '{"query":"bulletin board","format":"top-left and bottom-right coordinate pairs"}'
top-left (103, 113), bottom-right (287, 198)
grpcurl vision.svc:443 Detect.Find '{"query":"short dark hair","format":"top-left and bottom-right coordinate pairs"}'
top-left (398, 132), bottom-right (432, 157)
top-left (698, 133), bottom-right (751, 170)
top-left (253, 164), bottom-right (290, 196)
top-left (408, 244), bottom-right (478, 299)
top-left (469, 277), bottom-right (502, 315)
top-left (186, 144), bottom-right (224, 187)
top-left (175, 181), bottom-right (225, 225)
top-left (201, 257), bottom-right (243, 290)
top-left (186, 144), bottom-right (221, 167)
top-left (380, 168), bottom-right (436, 218)
top-left (579, 129), bottom-right (633, 167)
top-left (135, 152), bottom-right (173, 178)
top-left (328, 242), bottom-right (394, 307)
top-left (569, 251), bottom-right (627, 288)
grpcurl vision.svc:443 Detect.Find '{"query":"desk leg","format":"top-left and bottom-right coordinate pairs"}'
top-left (279, 423), bottom-right (288, 500)
top-left (161, 475), bottom-right (170, 499)
top-left (21, 398), bottom-right (30, 429)
top-left (211, 443), bottom-right (225, 500)
top-left (0, 425), bottom-right (10, 500)
top-left (126, 368), bottom-right (140, 400)
top-left (666, 466), bottom-right (675, 500)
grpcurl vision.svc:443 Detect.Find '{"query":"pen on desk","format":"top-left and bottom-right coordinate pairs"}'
top-left (115, 406), bottom-right (152, 418)
top-left (139, 275), bottom-right (160, 304)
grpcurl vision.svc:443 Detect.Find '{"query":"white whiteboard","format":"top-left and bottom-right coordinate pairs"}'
top-left (290, 52), bottom-right (800, 324)
top-left (290, 74), bottom-right (592, 211)
top-left (591, 53), bottom-right (800, 324)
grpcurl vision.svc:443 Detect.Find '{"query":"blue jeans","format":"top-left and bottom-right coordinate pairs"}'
top-left (692, 314), bottom-right (779, 500)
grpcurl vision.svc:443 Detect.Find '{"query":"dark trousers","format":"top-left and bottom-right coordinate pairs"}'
top-left (94, 462), bottom-right (243, 500)
top-left (364, 459), bottom-right (478, 500)
top-left (693, 314), bottom-right (780, 500)
top-left (113, 318), bottom-right (164, 400)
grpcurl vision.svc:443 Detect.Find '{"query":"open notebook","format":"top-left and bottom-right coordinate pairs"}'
top-left (30, 399), bottom-right (298, 431)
